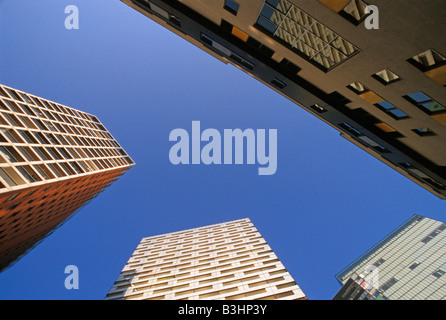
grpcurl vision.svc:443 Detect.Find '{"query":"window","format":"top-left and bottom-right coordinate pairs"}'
top-left (279, 58), bottom-right (301, 74)
top-left (1, 128), bottom-right (25, 143)
top-left (256, 0), bottom-right (359, 71)
top-left (310, 104), bottom-right (327, 114)
top-left (349, 84), bottom-right (386, 106)
top-left (372, 258), bottom-right (385, 267)
top-left (6, 193), bottom-right (19, 201)
top-left (433, 270), bottom-right (445, 278)
top-left (0, 146), bottom-right (25, 163)
top-left (347, 81), bottom-right (369, 94)
top-left (380, 277), bottom-right (398, 291)
top-left (168, 15), bottom-right (181, 27)
top-left (136, 1), bottom-right (181, 27)
top-left (2, 112), bottom-right (24, 127)
top-left (271, 78), bottom-right (287, 89)
top-left (0, 167), bottom-right (26, 186)
top-left (411, 49), bottom-right (446, 68)
top-left (17, 147), bottom-right (40, 162)
top-left (5, 88), bottom-right (22, 101)
top-left (409, 263), bottom-right (419, 270)
top-left (412, 127), bottom-right (436, 137)
top-left (375, 101), bottom-right (409, 120)
top-left (339, 123), bottom-right (391, 153)
top-left (33, 164), bottom-right (55, 180)
top-left (421, 225), bottom-right (446, 243)
top-left (201, 33), bottom-right (256, 71)
top-left (404, 91), bottom-right (446, 115)
top-left (372, 69), bottom-right (401, 85)
top-left (338, 0), bottom-right (370, 25)
top-left (339, 123), bottom-right (362, 137)
top-left (16, 165), bottom-right (41, 183)
top-left (329, 91), bottom-right (352, 105)
top-left (224, 0), bottom-right (239, 15)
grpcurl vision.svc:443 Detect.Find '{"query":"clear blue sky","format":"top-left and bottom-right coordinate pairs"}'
top-left (0, 0), bottom-right (444, 300)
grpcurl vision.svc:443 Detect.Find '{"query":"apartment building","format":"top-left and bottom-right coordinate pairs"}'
top-left (120, 0), bottom-right (446, 199)
top-left (334, 215), bottom-right (446, 300)
top-left (0, 84), bottom-right (134, 272)
top-left (106, 218), bottom-right (306, 300)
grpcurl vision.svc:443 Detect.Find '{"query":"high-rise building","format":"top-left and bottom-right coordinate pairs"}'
top-left (0, 83), bottom-right (134, 272)
top-left (121, 0), bottom-right (446, 199)
top-left (334, 215), bottom-right (446, 300)
top-left (105, 218), bottom-right (306, 300)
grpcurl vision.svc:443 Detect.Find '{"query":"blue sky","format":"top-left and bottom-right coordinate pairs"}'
top-left (0, 0), bottom-right (444, 300)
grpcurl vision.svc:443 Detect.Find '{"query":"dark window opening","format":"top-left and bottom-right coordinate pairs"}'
top-left (169, 15), bottom-right (181, 27)
top-left (224, 0), bottom-right (239, 15)
top-left (220, 19), bottom-right (233, 33)
top-left (433, 270), bottom-right (445, 278)
top-left (279, 58), bottom-right (301, 74)
top-left (271, 78), bottom-right (287, 89)
top-left (246, 37), bottom-right (275, 58)
top-left (380, 277), bottom-right (398, 291)
top-left (339, 122), bottom-right (362, 137)
top-left (409, 263), bottom-right (419, 270)
top-left (328, 91), bottom-right (352, 105)
top-left (412, 128), bottom-right (436, 137)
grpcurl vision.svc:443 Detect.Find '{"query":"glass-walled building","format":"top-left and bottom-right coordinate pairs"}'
top-left (334, 215), bottom-right (446, 300)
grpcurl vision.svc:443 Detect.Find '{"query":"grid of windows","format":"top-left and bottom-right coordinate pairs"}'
top-left (0, 84), bottom-right (134, 191)
top-left (106, 218), bottom-right (306, 300)
top-left (255, 0), bottom-right (359, 71)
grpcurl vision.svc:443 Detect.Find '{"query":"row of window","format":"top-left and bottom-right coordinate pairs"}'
top-left (346, 82), bottom-right (445, 135)
top-left (0, 154), bottom-right (128, 188)
top-left (0, 99), bottom-right (114, 142)
top-left (0, 131), bottom-right (125, 159)
top-left (0, 142), bottom-right (129, 167)
top-left (0, 86), bottom-right (101, 123)
top-left (256, 0), bottom-right (359, 71)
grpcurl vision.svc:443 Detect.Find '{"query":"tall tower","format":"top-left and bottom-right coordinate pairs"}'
top-left (120, 0), bottom-right (446, 199)
top-left (106, 218), bottom-right (306, 300)
top-left (334, 215), bottom-right (446, 300)
top-left (0, 84), bottom-right (134, 272)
